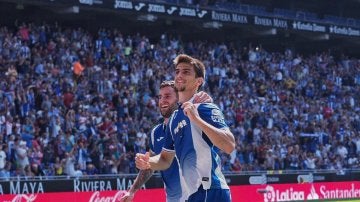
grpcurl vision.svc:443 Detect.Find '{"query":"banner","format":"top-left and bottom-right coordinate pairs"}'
top-left (109, 0), bottom-right (360, 36)
top-left (24, 0), bottom-right (360, 37)
top-left (232, 181), bottom-right (360, 202)
top-left (2, 181), bottom-right (360, 202)
top-left (1, 189), bottom-right (165, 202)
top-left (0, 176), bottom-right (163, 194)
top-left (1, 172), bottom-right (360, 195)
top-left (228, 171), bottom-right (360, 185)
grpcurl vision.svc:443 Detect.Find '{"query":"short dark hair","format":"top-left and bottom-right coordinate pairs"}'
top-left (173, 54), bottom-right (205, 80)
top-left (159, 80), bottom-right (178, 99)
top-left (160, 80), bottom-right (175, 90)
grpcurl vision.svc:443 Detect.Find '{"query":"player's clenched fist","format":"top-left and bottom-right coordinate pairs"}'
top-left (135, 152), bottom-right (151, 170)
top-left (182, 102), bottom-right (200, 121)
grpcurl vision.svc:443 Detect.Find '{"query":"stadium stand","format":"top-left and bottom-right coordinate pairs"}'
top-left (0, 0), bottom-right (359, 180)
top-left (0, 21), bottom-right (359, 179)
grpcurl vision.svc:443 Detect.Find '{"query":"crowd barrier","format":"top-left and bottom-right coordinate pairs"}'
top-left (1, 170), bottom-right (360, 201)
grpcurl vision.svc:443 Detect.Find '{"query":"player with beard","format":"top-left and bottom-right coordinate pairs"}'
top-left (121, 80), bottom-right (212, 202)
top-left (136, 54), bottom-right (235, 202)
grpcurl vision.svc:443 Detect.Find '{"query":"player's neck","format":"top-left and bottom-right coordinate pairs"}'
top-left (163, 118), bottom-right (169, 124)
top-left (179, 89), bottom-right (197, 103)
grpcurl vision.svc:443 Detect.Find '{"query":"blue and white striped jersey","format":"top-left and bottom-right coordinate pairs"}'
top-left (150, 123), bottom-right (186, 202)
top-left (163, 103), bottom-right (230, 196)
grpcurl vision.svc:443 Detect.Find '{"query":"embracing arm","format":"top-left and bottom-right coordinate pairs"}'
top-left (193, 91), bottom-right (213, 103)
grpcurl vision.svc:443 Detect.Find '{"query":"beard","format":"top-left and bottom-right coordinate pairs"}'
top-left (175, 85), bottom-right (185, 92)
top-left (160, 103), bottom-right (178, 118)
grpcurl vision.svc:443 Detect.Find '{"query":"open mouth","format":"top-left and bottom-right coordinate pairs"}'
top-left (160, 105), bottom-right (169, 109)
top-left (176, 80), bottom-right (185, 84)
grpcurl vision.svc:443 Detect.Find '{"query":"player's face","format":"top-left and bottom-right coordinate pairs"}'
top-left (158, 86), bottom-right (178, 118)
top-left (174, 62), bottom-right (201, 92)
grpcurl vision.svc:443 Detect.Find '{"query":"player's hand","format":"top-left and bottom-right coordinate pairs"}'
top-left (182, 102), bottom-right (200, 121)
top-left (193, 91), bottom-right (213, 103)
top-left (120, 191), bottom-right (134, 202)
top-left (135, 152), bottom-right (151, 170)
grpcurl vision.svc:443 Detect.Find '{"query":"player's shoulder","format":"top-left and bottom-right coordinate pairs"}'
top-left (150, 123), bottom-right (164, 136)
top-left (152, 123), bottom-right (164, 132)
top-left (170, 108), bottom-right (179, 117)
top-left (150, 123), bottom-right (165, 143)
top-left (197, 103), bottom-right (225, 119)
top-left (197, 103), bottom-right (220, 111)
top-left (168, 109), bottom-right (179, 123)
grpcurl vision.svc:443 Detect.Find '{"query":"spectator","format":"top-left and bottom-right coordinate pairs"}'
top-left (0, 144), bottom-right (6, 177)
top-left (16, 140), bottom-right (30, 172)
top-left (64, 147), bottom-right (83, 177)
top-left (0, 21), bottom-right (359, 177)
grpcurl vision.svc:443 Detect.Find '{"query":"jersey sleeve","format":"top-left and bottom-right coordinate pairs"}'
top-left (197, 103), bottom-right (229, 129)
top-left (149, 126), bottom-right (156, 152)
top-left (162, 118), bottom-right (175, 152)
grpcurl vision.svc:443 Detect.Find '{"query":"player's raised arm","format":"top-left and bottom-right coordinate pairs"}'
top-left (182, 101), bottom-right (235, 154)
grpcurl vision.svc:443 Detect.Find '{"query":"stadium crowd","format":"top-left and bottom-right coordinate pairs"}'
top-left (0, 21), bottom-right (359, 179)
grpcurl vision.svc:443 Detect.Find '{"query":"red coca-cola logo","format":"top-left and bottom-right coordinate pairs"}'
top-left (89, 191), bottom-right (127, 202)
top-left (7, 194), bottom-right (37, 202)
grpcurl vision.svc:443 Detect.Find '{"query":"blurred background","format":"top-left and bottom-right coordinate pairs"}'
top-left (0, 0), bottom-right (360, 201)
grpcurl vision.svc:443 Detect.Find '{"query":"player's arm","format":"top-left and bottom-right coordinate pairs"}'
top-left (137, 121), bottom-right (176, 170)
top-left (135, 150), bottom-right (175, 171)
top-left (182, 102), bottom-right (235, 154)
top-left (149, 150), bottom-right (175, 170)
top-left (193, 118), bottom-right (235, 154)
top-left (121, 151), bottom-right (155, 202)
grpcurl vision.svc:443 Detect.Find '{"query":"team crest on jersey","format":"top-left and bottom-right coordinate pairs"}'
top-left (211, 109), bottom-right (225, 124)
top-left (174, 120), bottom-right (187, 134)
